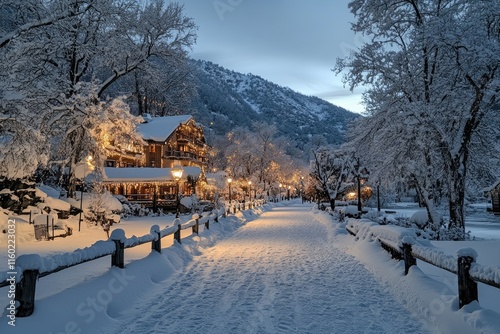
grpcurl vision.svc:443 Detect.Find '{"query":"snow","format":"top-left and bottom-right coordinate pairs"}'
top-left (15, 254), bottom-right (43, 272)
top-left (103, 166), bottom-right (201, 182)
top-left (0, 201), bottom-right (499, 333)
top-left (410, 209), bottom-right (429, 225)
top-left (41, 196), bottom-right (71, 211)
top-left (457, 248), bottom-right (479, 260)
top-left (137, 115), bottom-right (192, 142)
top-left (37, 184), bottom-right (59, 199)
top-left (32, 213), bottom-right (58, 227)
top-left (109, 229), bottom-right (127, 243)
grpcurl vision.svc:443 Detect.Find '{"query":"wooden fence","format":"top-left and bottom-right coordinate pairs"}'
top-left (345, 224), bottom-right (500, 309)
top-left (0, 200), bottom-right (265, 317)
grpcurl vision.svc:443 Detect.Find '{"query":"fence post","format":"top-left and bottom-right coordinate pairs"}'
top-left (46, 215), bottom-right (49, 241)
top-left (111, 238), bottom-right (125, 269)
top-left (402, 243), bottom-right (416, 275)
top-left (151, 225), bottom-right (161, 253)
top-left (205, 217), bottom-right (210, 230)
top-left (457, 256), bottom-right (478, 308)
top-left (193, 217), bottom-right (199, 234)
top-left (15, 269), bottom-right (39, 317)
top-left (174, 223), bottom-right (181, 244)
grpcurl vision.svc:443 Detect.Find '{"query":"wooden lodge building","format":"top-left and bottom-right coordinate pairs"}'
top-left (103, 115), bottom-right (210, 209)
top-left (485, 180), bottom-right (500, 215)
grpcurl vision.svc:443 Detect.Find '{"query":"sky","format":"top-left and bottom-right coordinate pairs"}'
top-left (177, 0), bottom-right (367, 114)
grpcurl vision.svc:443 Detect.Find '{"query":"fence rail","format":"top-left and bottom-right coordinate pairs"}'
top-left (346, 223), bottom-right (500, 309)
top-left (0, 200), bottom-right (265, 317)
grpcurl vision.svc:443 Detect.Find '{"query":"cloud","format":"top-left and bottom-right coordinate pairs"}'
top-left (180, 0), bottom-right (366, 113)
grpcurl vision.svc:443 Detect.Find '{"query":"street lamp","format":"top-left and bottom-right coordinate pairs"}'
top-left (227, 178), bottom-right (232, 203)
top-left (78, 155), bottom-right (93, 232)
top-left (376, 180), bottom-right (381, 212)
top-left (287, 185), bottom-right (291, 201)
top-left (279, 183), bottom-right (282, 201)
top-left (355, 157), bottom-right (362, 216)
top-left (171, 164), bottom-right (184, 217)
top-left (248, 181), bottom-right (252, 200)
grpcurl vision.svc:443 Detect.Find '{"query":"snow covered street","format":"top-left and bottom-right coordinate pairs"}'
top-left (106, 204), bottom-right (429, 334)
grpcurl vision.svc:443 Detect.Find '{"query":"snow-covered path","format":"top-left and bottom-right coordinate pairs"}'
top-left (111, 204), bottom-right (430, 334)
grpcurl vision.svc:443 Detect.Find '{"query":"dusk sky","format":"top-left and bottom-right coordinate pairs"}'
top-left (177, 0), bottom-right (367, 114)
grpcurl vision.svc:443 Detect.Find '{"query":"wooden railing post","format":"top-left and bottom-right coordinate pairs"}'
top-left (402, 243), bottom-right (416, 275)
top-left (109, 229), bottom-right (125, 268)
top-left (193, 217), bottom-right (199, 234)
top-left (15, 270), bottom-right (39, 317)
top-left (111, 239), bottom-right (125, 268)
top-left (205, 217), bottom-right (210, 230)
top-left (151, 225), bottom-right (161, 253)
top-left (174, 223), bottom-right (181, 244)
top-left (458, 256), bottom-right (478, 308)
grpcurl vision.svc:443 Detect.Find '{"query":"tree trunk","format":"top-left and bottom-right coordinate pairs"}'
top-left (329, 198), bottom-right (336, 211)
top-left (447, 161), bottom-right (466, 239)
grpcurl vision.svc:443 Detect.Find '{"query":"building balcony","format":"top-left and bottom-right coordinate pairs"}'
top-left (164, 150), bottom-right (208, 165)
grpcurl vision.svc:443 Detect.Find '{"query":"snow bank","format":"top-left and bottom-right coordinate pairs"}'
top-left (42, 196), bottom-right (71, 211)
top-left (37, 185), bottom-right (60, 198)
top-left (326, 212), bottom-right (500, 334)
top-left (345, 218), bottom-right (500, 283)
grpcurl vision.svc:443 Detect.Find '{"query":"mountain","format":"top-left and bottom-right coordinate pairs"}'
top-left (188, 60), bottom-right (360, 150)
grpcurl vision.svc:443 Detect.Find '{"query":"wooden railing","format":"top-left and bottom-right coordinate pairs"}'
top-left (0, 199), bottom-right (266, 317)
top-left (345, 224), bottom-right (500, 309)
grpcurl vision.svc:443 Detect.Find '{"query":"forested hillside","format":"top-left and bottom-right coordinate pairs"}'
top-left (189, 60), bottom-right (360, 151)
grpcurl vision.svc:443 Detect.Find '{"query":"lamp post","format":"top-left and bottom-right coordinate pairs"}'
top-left (279, 183), bottom-right (282, 201)
top-left (152, 184), bottom-right (158, 214)
top-left (355, 157), bottom-right (362, 216)
top-left (377, 180), bottom-right (381, 212)
top-left (227, 178), bottom-right (232, 203)
top-left (287, 186), bottom-right (291, 201)
top-left (171, 164), bottom-right (184, 217)
top-left (248, 181), bottom-right (252, 200)
top-left (78, 155), bottom-right (93, 232)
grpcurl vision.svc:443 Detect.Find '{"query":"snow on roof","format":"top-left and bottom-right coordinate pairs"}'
top-left (103, 167), bottom-right (201, 183)
top-left (137, 115), bottom-right (193, 142)
top-left (486, 179), bottom-right (500, 191)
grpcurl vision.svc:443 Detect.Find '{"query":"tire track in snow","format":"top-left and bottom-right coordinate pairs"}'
top-left (114, 204), bottom-right (430, 334)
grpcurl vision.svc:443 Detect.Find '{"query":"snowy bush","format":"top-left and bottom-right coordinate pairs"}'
top-left (344, 205), bottom-right (360, 217)
top-left (409, 210), bottom-right (428, 229)
top-left (114, 196), bottom-right (150, 217)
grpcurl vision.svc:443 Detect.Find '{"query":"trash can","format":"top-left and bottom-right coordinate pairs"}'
top-left (34, 224), bottom-right (47, 241)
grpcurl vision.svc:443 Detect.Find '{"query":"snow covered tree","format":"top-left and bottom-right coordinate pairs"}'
top-left (49, 83), bottom-right (144, 196)
top-left (0, 0), bottom-right (197, 191)
top-left (310, 147), bottom-right (351, 211)
top-left (336, 0), bottom-right (500, 238)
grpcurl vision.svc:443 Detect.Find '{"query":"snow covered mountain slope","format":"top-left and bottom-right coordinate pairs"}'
top-left (189, 59), bottom-right (360, 148)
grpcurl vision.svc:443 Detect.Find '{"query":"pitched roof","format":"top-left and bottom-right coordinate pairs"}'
top-left (137, 115), bottom-right (193, 142)
top-left (102, 166), bottom-right (201, 183)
